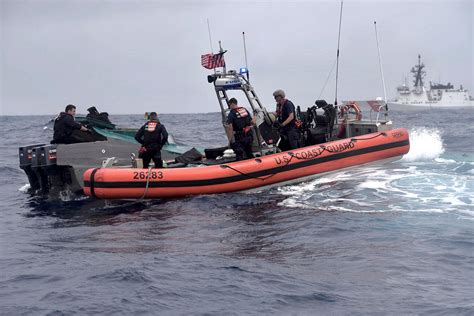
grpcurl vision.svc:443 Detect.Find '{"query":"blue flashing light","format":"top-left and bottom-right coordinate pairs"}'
top-left (239, 67), bottom-right (248, 75)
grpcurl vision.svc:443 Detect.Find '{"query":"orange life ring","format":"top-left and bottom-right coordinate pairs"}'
top-left (339, 102), bottom-right (362, 120)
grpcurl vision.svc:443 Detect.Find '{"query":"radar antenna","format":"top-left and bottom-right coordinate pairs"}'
top-left (411, 54), bottom-right (426, 89)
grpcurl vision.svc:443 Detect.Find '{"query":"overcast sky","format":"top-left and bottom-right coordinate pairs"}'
top-left (1, 0), bottom-right (472, 115)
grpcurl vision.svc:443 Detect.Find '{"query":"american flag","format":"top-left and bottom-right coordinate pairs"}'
top-left (201, 52), bottom-right (226, 69)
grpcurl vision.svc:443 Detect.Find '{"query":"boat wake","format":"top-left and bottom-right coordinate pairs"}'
top-left (275, 141), bottom-right (473, 220)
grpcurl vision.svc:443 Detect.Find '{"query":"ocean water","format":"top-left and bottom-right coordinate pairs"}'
top-left (0, 107), bottom-right (473, 315)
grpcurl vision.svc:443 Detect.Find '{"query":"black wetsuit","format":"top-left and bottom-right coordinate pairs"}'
top-left (135, 120), bottom-right (168, 168)
top-left (227, 107), bottom-right (254, 160)
top-left (52, 112), bottom-right (83, 144)
top-left (277, 99), bottom-right (300, 150)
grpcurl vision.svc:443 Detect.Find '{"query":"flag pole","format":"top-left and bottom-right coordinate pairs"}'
top-left (207, 19), bottom-right (216, 74)
top-left (219, 41), bottom-right (226, 73)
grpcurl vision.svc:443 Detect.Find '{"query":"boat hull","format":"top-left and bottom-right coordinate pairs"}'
top-left (390, 101), bottom-right (474, 107)
top-left (83, 128), bottom-right (410, 199)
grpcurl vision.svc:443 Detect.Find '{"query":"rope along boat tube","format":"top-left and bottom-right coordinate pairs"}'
top-left (83, 128), bottom-right (409, 199)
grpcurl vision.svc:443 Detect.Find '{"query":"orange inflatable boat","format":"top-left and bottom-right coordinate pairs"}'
top-left (83, 128), bottom-right (409, 199)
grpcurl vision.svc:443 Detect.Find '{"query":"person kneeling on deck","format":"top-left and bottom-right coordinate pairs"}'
top-left (272, 89), bottom-right (300, 150)
top-left (52, 104), bottom-right (90, 144)
top-left (135, 112), bottom-right (168, 168)
top-left (225, 98), bottom-right (256, 161)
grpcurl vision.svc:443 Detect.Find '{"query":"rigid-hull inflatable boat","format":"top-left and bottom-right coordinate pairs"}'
top-left (82, 48), bottom-right (410, 199)
top-left (84, 128), bottom-right (409, 199)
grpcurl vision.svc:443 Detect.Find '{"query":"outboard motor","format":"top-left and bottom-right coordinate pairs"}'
top-left (315, 100), bottom-right (337, 137)
top-left (300, 100), bottom-right (337, 146)
top-left (19, 143), bottom-right (70, 195)
top-left (19, 144), bottom-right (45, 193)
top-left (30, 144), bottom-right (59, 195)
top-left (27, 144), bottom-right (77, 196)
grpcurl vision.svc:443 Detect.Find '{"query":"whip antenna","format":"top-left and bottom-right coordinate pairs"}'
top-left (374, 21), bottom-right (388, 112)
top-left (334, 0), bottom-right (344, 106)
top-left (242, 32), bottom-right (250, 81)
top-left (207, 18), bottom-right (214, 54)
top-left (318, 58), bottom-right (337, 99)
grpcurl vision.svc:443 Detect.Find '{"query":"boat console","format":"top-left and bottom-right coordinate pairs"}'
top-left (206, 55), bottom-right (393, 158)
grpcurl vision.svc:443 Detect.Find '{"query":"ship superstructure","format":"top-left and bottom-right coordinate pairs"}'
top-left (393, 55), bottom-right (473, 107)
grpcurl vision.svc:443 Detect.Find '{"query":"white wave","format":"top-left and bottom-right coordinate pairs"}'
top-left (275, 163), bottom-right (474, 219)
top-left (58, 190), bottom-right (89, 202)
top-left (435, 157), bottom-right (457, 164)
top-left (358, 179), bottom-right (384, 190)
top-left (355, 167), bottom-right (420, 198)
top-left (18, 183), bottom-right (30, 192)
top-left (457, 209), bottom-right (474, 220)
top-left (277, 198), bottom-right (318, 209)
top-left (389, 205), bottom-right (446, 214)
top-left (277, 181), bottom-right (318, 196)
top-left (402, 127), bottom-right (445, 162)
top-left (441, 195), bottom-right (470, 207)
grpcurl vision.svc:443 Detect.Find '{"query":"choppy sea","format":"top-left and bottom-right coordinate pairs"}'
top-left (1, 106), bottom-right (473, 315)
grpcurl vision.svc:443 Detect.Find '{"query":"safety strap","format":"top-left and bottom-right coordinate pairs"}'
top-left (89, 168), bottom-right (99, 198)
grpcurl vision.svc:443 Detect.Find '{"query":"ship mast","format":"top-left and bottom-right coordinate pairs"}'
top-left (411, 54), bottom-right (426, 89)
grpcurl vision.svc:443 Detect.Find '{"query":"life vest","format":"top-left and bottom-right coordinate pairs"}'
top-left (276, 104), bottom-right (282, 119)
top-left (145, 121), bottom-right (158, 132)
top-left (231, 107), bottom-right (252, 135)
top-left (143, 120), bottom-right (164, 146)
top-left (277, 100), bottom-right (301, 129)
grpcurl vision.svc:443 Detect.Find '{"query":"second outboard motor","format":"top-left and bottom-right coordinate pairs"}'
top-left (315, 99), bottom-right (337, 137)
top-left (300, 99), bottom-right (337, 146)
top-left (19, 144), bottom-right (44, 193)
top-left (315, 100), bottom-right (337, 137)
top-left (30, 144), bottom-right (60, 195)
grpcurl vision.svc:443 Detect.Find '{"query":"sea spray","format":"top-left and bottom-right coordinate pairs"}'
top-left (402, 127), bottom-right (445, 162)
